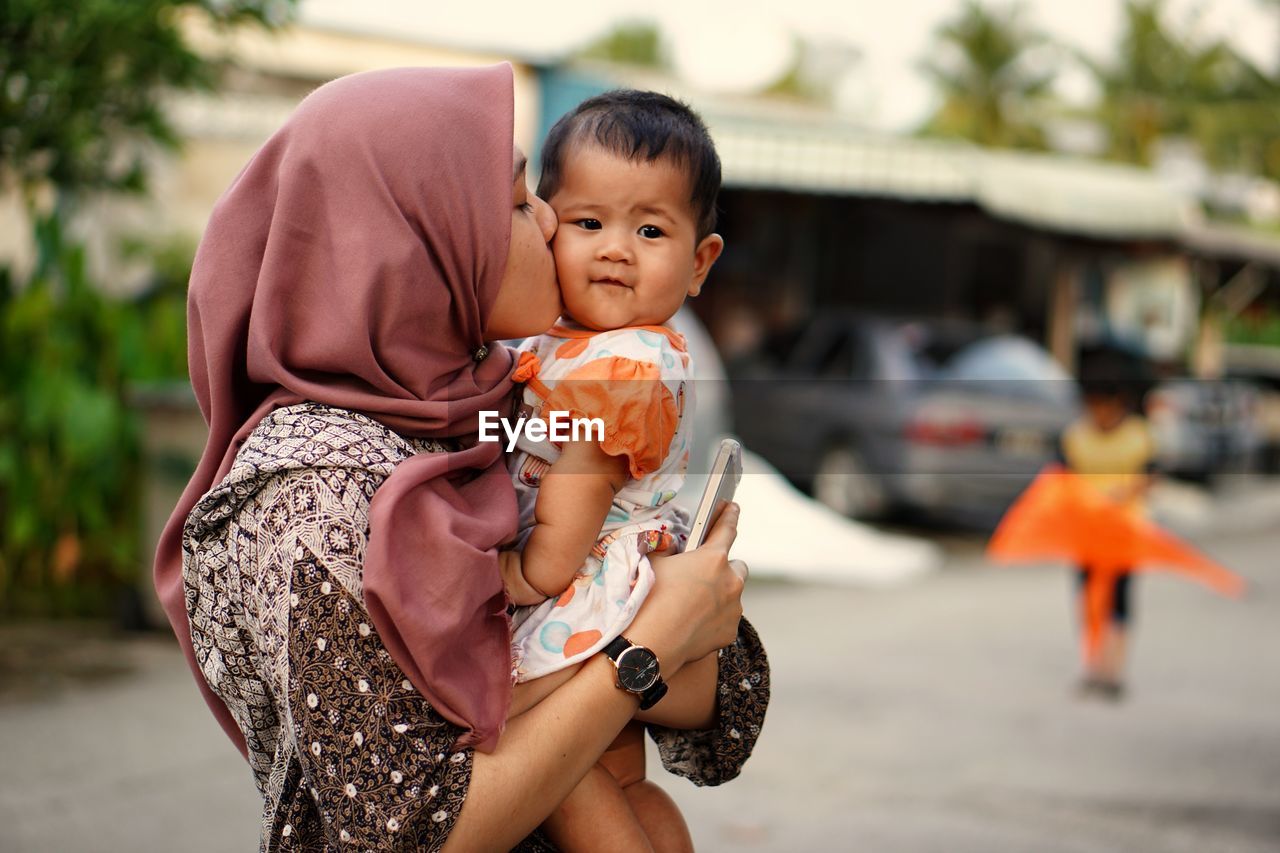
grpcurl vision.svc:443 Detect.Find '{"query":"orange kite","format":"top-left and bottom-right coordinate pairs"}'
top-left (987, 466), bottom-right (1245, 665)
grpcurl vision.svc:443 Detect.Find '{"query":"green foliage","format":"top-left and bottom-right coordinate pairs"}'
top-left (763, 60), bottom-right (811, 100)
top-left (916, 0), bottom-right (1280, 178)
top-left (117, 235), bottom-right (195, 382)
top-left (0, 0), bottom-right (295, 196)
top-left (1225, 310), bottom-right (1280, 346)
top-left (577, 21), bottom-right (666, 68)
top-left (0, 0), bottom-right (287, 617)
top-left (0, 220), bottom-right (193, 618)
top-left (763, 37), bottom-right (851, 104)
top-left (0, 222), bottom-right (192, 614)
top-left (1084, 0), bottom-right (1280, 176)
top-left (1, 218), bottom-right (132, 616)
top-left (919, 1), bottom-right (1055, 150)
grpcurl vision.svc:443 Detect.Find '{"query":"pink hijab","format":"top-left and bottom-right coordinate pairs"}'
top-left (154, 65), bottom-right (521, 755)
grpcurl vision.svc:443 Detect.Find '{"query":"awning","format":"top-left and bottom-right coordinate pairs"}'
top-left (1182, 222), bottom-right (1280, 268)
top-left (710, 117), bottom-right (1196, 240)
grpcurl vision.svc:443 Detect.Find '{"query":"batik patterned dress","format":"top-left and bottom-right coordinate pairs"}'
top-left (182, 401), bottom-right (769, 852)
top-left (505, 321), bottom-right (695, 681)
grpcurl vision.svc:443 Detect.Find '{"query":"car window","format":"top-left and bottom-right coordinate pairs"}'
top-left (942, 336), bottom-right (1077, 401)
top-left (786, 321), bottom-right (839, 374)
top-left (878, 326), bottom-right (932, 382)
top-left (848, 335), bottom-right (874, 380)
top-left (760, 325), bottom-right (806, 367)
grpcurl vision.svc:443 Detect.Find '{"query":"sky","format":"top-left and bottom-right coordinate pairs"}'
top-left (301, 0), bottom-right (1278, 132)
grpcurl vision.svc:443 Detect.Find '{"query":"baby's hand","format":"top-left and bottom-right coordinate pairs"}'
top-left (499, 550), bottom-right (549, 607)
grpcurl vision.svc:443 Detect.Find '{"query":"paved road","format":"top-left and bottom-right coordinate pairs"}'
top-left (3, 527), bottom-right (1277, 852)
top-left (654, 529), bottom-right (1280, 853)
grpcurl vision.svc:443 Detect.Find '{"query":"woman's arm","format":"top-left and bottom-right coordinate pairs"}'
top-left (445, 505), bottom-right (746, 851)
top-left (634, 651), bottom-right (719, 730)
top-left (504, 439), bottom-right (629, 605)
top-left (646, 618), bottom-right (771, 788)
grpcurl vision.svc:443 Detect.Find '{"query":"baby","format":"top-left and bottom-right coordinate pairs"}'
top-left (499, 90), bottom-right (725, 851)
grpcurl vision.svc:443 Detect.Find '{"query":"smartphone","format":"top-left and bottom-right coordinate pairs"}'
top-left (687, 438), bottom-right (743, 549)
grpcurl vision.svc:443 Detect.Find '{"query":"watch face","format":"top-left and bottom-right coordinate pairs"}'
top-left (615, 646), bottom-right (660, 693)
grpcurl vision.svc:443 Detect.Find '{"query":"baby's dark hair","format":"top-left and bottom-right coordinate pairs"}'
top-left (537, 89), bottom-right (721, 240)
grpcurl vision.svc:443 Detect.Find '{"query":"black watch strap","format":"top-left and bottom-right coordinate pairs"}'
top-left (638, 679), bottom-right (668, 711)
top-left (603, 635), bottom-right (631, 661)
top-left (603, 635), bottom-right (667, 710)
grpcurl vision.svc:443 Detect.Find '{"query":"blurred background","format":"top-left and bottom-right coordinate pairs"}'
top-left (2, 1), bottom-right (1278, 850)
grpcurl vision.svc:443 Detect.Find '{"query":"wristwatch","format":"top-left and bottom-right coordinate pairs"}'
top-left (602, 635), bottom-right (668, 710)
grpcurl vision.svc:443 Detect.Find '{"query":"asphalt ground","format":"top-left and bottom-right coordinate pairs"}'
top-left (2, 524), bottom-right (1277, 852)
top-left (652, 528), bottom-right (1279, 852)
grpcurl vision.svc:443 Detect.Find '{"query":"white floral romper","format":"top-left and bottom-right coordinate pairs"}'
top-left (506, 319), bottom-right (694, 681)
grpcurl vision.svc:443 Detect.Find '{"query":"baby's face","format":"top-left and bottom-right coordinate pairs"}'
top-left (547, 144), bottom-right (721, 331)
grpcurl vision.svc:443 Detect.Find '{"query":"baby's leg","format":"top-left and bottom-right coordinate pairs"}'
top-left (624, 781), bottom-right (694, 853)
top-left (517, 660), bottom-right (699, 851)
top-left (542, 761), bottom-right (653, 853)
top-left (598, 721), bottom-right (647, 785)
top-left (600, 722), bottom-right (694, 853)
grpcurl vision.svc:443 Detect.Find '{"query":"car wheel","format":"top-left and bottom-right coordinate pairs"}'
top-left (813, 445), bottom-right (889, 520)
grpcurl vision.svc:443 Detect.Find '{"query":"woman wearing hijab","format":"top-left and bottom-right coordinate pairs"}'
top-left (153, 64), bottom-right (768, 851)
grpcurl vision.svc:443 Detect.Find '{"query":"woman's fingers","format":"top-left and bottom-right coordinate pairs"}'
top-left (701, 502), bottom-right (740, 552)
top-left (634, 502), bottom-right (746, 667)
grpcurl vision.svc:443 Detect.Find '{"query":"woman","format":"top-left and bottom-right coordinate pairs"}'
top-left (153, 64), bottom-right (768, 851)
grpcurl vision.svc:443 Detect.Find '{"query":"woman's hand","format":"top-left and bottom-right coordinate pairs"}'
top-left (627, 503), bottom-right (746, 675)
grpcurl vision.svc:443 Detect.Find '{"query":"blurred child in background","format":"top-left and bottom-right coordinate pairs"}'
top-left (1059, 378), bottom-right (1157, 700)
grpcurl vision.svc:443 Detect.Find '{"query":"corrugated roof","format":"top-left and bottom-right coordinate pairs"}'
top-left (709, 117), bottom-right (1196, 240)
top-left (975, 150), bottom-right (1194, 239)
top-left (715, 122), bottom-right (973, 202)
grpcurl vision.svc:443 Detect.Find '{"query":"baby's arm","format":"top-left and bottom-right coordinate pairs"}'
top-left (502, 438), bottom-right (630, 606)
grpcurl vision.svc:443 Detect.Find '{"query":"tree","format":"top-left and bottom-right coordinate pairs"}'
top-left (765, 37), bottom-right (860, 105)
top-left (0, 1), bottom-right (294, 619)
top-left (577, 21), bottom-right (666, 69)
top-left (0, 0), bottom-right (295, 203)
top-left (919, 0), bottom-right (1055, 150)
top-left (1083, 0), bottom-right (1205, 166)
top-left (1084, 0), bottom-right (1280, 175)
top-left (1184, 50), bottom-right (1280, 180)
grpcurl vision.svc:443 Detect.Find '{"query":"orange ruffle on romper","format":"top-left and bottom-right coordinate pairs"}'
top-left (542, 356), bottom-right (679, 479)
top-left (987, 466), bottom-right (1245, 664)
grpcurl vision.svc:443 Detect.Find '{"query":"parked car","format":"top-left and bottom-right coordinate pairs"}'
top-left (1145, 377), bottom-right (1264, 480)
top-left (1223, 344), bottom-right (1280, 474)
top-left (729, 315), bottom-right (1081, 526)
